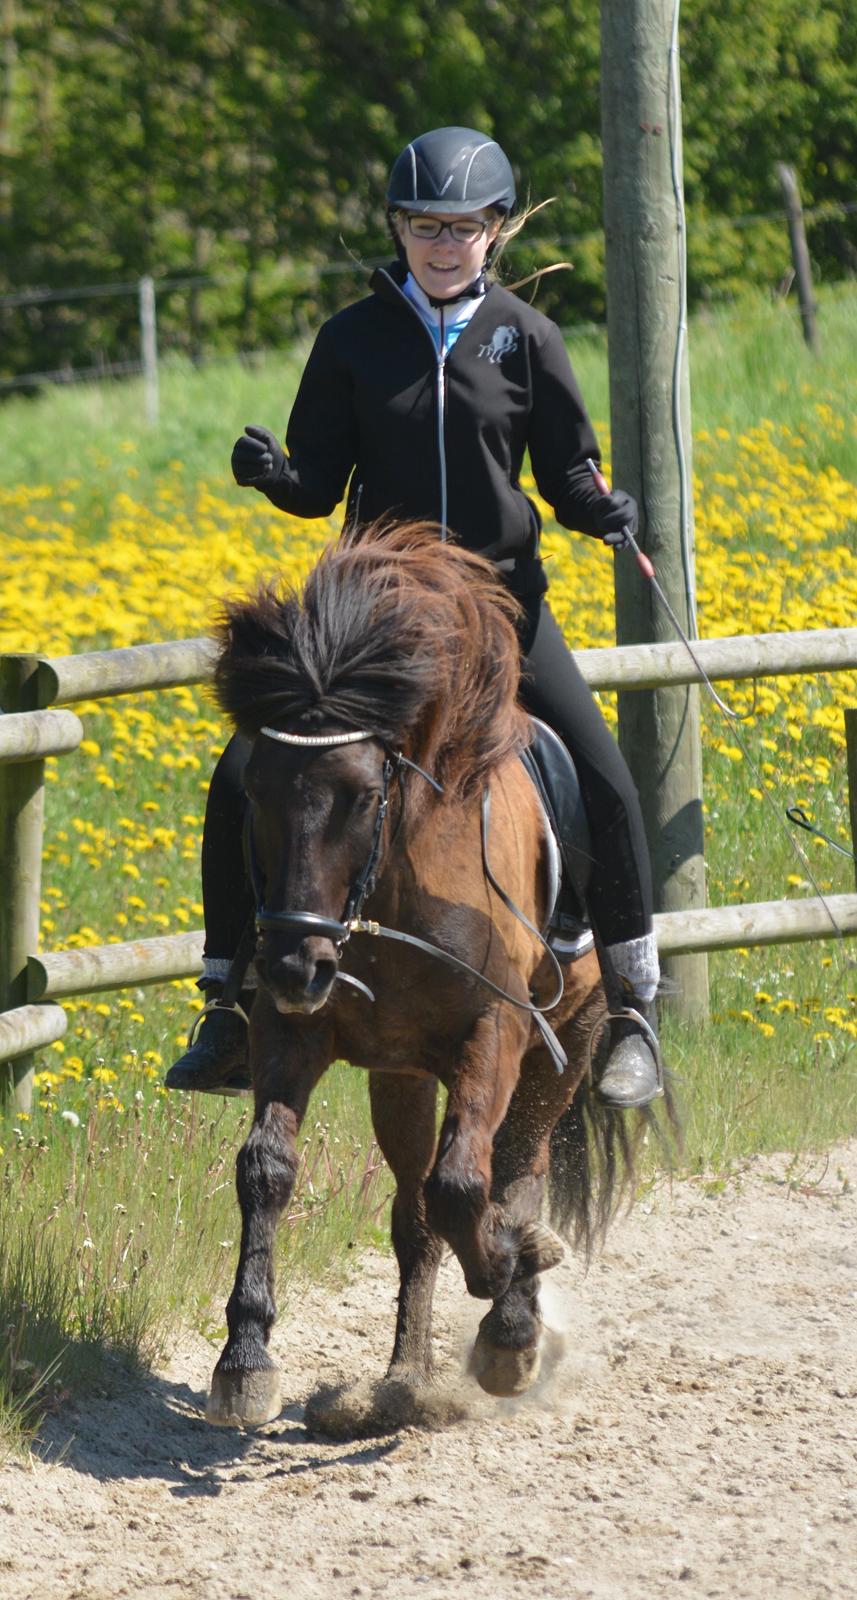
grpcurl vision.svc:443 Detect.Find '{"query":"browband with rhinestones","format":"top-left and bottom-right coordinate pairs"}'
top-left (260, 726), bottom-right (374, 748)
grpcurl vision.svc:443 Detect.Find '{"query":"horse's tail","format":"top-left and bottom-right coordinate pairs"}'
top-left (548, 1071), bottom-right (681, 1261)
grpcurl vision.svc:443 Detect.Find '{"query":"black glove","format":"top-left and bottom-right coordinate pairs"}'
top-left (231, 424), bottom-right (286, 488)
top-left (596, 488), bottom-right (638, 549)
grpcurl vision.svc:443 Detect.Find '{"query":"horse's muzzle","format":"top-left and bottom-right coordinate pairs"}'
top-left (254, 933), bottom-right (340, 1014)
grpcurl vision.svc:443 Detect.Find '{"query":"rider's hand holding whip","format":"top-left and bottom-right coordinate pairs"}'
top-left (586, 457), bottom-right (655, 578)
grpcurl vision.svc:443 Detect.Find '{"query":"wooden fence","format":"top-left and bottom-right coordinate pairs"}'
top-left (2, 627), bottom-right (857, 1112)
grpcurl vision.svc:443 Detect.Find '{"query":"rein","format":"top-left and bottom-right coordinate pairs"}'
top-left (237, 725), bottom-right (570, 1070)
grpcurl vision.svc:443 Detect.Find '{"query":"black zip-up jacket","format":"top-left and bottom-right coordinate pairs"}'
top-left (261, 262), bottom-right (608, 599)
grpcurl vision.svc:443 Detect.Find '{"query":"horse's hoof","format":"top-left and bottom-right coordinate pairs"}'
top-left (469, 1335), bottom-right (542, 1398)
top-left (206, 1364), bottom-right (282, 1427)
top-left (517, 1220), bottom-right (565, 1277)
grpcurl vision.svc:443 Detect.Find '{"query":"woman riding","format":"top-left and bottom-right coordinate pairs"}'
top-left (166, 125), bottom-right (662, 1110)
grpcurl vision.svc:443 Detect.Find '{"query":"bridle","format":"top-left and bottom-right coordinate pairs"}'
top-left (247, 727), bottom-right (405, 951)
top-left (237, 723), bottom-right (571, 1072)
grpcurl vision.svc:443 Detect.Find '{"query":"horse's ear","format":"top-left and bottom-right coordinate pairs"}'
top-left (211, 585), bottom-right (303, 731)
top-left (215, 585), bottom-right (298, 660)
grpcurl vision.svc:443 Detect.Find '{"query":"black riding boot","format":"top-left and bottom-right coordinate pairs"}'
top-left (164, 982), bottom-right (252, 1095)
top-left (596, 985), bottom-right (662, 1111)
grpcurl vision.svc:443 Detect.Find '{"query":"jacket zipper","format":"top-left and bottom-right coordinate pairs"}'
top-left (379, 270), bottom-right (450, 541)
top-left (436, 307), bottom-right (448, 539)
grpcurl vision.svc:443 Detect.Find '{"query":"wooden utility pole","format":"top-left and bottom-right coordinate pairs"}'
top-left (599, 0), bottom-right (708, 1018)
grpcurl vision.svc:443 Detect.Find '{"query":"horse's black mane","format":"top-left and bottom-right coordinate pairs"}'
top-left (214, 522), bottom-right (529, 798)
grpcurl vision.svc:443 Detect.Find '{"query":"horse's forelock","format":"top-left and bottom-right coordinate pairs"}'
top-left (213, 525), bottom-right (528, 790)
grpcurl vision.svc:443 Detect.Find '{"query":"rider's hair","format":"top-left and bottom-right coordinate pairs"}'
top-left (489, 197), bottom-right (574, 297)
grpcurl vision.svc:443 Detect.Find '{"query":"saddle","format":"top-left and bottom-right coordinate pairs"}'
top-left (519, 718), bottom-right (594, 962)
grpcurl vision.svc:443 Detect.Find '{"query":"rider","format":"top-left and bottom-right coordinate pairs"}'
top-left (166, 126), bottom-right (662, 1110)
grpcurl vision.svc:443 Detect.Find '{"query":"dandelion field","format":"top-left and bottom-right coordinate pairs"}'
top-left (1, 285), bottom-right (856, 1448)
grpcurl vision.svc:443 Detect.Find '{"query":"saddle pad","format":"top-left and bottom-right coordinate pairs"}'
top-left (519, 718), bottom-right (593, 960)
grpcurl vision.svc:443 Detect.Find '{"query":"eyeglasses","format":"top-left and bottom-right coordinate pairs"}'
top-left (404, 215), bottom-right (490, 243)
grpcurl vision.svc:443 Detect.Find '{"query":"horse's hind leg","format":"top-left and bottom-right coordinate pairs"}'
top-left (424, 1008), bottom-right (530, 1302)
top-left (369, 1071), bottom-right (442, 1385)
top-left (470, 1044), bottom-right (573, 1398)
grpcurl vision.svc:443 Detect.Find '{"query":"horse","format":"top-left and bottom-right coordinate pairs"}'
top-left (204, 521), bottom-right (638, 1429)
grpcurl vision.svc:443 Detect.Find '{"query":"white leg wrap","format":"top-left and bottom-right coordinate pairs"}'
top-left (605, 931), bottom-right (660, 1004)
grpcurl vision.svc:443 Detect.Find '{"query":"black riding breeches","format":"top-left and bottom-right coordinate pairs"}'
top-left (200, 598), bottom-right (653, 960)
top-left (516, 598), bottom-right (652, 945)
top-left (200, 729), bottom-right (254, 962)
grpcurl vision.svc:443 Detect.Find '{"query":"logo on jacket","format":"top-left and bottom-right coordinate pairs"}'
top-left (477, 324), bottom-right (519, 364)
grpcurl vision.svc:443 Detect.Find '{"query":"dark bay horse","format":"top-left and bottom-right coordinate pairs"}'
top-left (206, 522), bottom-right (633, 1427)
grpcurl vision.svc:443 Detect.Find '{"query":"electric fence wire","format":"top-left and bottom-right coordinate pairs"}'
top-left (668, 0), bottom-right (698, 640)
top-left (3, 198), bottom-right (856, 311)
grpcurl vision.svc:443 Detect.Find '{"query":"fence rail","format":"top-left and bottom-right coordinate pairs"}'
top-left (0, 709), bottom-right (83, 763)
top-left (0, 1004), bottom-right (68, 1063)
top-left (20, 891), bottom-right (857, 1007)
top-left (3, 626), bottom-right (857, 1111)
top-left (34, 625), bottom-right (857, 706)
top-left (28, 932), bottom-right (205, 1000)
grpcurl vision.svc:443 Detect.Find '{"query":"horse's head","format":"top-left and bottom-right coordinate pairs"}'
top-left (244, 728), bottom-right (388, 1013)
top-left (213, 521), bottom-right (530, 1010)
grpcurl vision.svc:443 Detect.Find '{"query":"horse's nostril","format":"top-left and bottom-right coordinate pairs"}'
top-left (309, 959), bottom-right (338, 996)
top-left (256, 942), bottom-right (339, 1007)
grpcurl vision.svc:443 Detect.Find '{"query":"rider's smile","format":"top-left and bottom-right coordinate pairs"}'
top-left (399, 210), bottom-right (502, 301)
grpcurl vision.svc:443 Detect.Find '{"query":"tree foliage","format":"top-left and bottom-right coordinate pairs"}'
top-left (1, 0), bottom-right (855, 380)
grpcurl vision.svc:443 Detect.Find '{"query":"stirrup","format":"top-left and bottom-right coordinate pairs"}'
top-left (586, 1003), bottom-right (664, 1096)
top-left (185, 996), bottom-right (251, 1051)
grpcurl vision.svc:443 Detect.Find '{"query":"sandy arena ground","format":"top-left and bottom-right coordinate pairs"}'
top-left (2, 1141), bottom-right (855, 1600)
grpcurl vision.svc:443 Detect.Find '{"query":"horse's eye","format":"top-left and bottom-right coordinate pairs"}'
top-left (355, 790), bottom-right (380, 815)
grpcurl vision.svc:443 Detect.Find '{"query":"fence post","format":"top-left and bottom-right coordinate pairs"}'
top-left (0, 655), bottom-right (47, 1112)
top-left (776, 164), bottom-right (818, 353)
top-left (845, 709), bottom-right (857, 891)
top-left (139, 274), bottom-right (159, 426)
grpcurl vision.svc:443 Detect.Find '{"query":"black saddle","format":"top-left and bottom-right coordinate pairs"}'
top-left (520, 718), bottom-right (592, 954)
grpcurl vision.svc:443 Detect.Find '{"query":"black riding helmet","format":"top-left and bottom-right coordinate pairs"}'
top-left (387, 127), bottom-right (516, 284)
top-left (387, 126), bottom-right (516, 216)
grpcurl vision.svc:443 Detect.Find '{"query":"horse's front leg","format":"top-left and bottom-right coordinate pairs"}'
top-left (424, 1007), bottom-right (529, 1302)
top-left (207, 1011), bottom-right (330, 1427)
